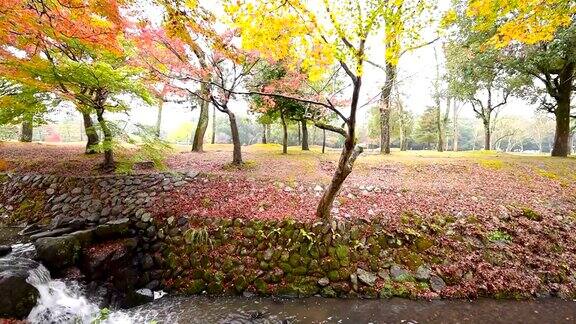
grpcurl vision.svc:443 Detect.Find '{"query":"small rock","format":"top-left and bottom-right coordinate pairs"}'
top-left (430, 275), bottom-right (446, 293)
top-left (350, 273), bottom-right (358, 291)
top-left (45, 188), bottom-right (55, 195)
top-left (356, 268), bottom-right (377, 286)
top-left (141, 255), bottom-right (154, 270)
top-left (141, 213), bottom-right (152, 222)
top-left (0, 245), bottom-right (12, 257)
top-left (318, 277), bottom-right (330, 287)
top-left (314, 185), bottom-right (323, 192)
top-left (71, 187), bottom-right (82, 195)
top-left (390, 264), bottom-right (413, 282)
top-left (415, 265), bottom-right (431, 282)
top-left (284, 186), bottom-right (293, 192)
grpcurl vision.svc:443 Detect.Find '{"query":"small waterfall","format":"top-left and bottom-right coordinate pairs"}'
top-left (2, 243), bottom-right (133, 324)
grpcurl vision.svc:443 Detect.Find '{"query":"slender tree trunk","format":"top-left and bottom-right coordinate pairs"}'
top-left (322, 128), bottom-right (326, 154)
top-left (436, 104), bottom-right (444, 152)
top-left (20, 117), bottom-right (33, 142)
top-left (82, 110), bottom-right (99, 154)
top-left (442, 98), bottom-right (450, 151)
top-left (453, 102), bottom-right (459, 151)
top-left (211, 105), bottom-right (216, 144)
top-left (192, 84), bottom-right (210, 152)
top-left (551, 63), bottom-right (573, 157)
top-left (280, 110), bottom-right (288, 154)
top-left (155, 101), bottom-right (163, 138)
top-left (95, 108), bottom-right (114, 170)
top-left (297, 120), bottom-right (301, 146)
top-left (226, 110), bottom-right (242, 165)
top-left (301, 119), bottom-right (309, 150)
top-left (262, 123), bottom-right (267, 144)
top-left (380, 63), bottom-right (395, 154)
top-left (316, 77), bottom-right (363, 219)
top-left (483, 118), bottom-right (491, 150)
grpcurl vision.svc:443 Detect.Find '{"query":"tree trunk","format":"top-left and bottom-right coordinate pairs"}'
top-left (192, 92), bottom-right (209, 152)
top-left (453, 102), bottom-right (459, 151)
top-left (483, 119), bottom-right (491, 150)
top-left (155, 101), bottom-right (163, 138)
top-left (316, 77), bottom-right (363, 219)
top-left (322, 128), bottom-right (326, 154)
top-left (95, 108), bottom-right (114, 170)
top-left (551, 63), bottom-right (573, 157)
top-left (380, 63), bottom-right (395, 154)
top-left (297, 120), bottom-right (301, 146)
top-left (211, 105), bottom-right (216, 144)
top-left (436, 104), bottom-right (444, 152)
top-left (281, 110), bottom-right (288, 154)
top-left (20, 117), bottom-right (33, 142)
top-left (262, 123), bottom-right (267, 144)
top-left (226, 110), bottom-right (242, 165)
top-left (82, 110), bottom-right (99, 154)
top-left (301, 119), bottom-right (309, 150)
top-left (266, 124), bottom-right (271, 144)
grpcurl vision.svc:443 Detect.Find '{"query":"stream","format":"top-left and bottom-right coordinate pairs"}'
top-left (2, 243), bottom-right (576, 324)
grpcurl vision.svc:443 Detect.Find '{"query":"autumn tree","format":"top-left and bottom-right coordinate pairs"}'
top-left (444, 7), bottom-right (528, 150)
top-left (0, 0), bottom-right (154, 168)
top-left (144, 1), bottom-right (219, 153)
top-left (225, 0), bottom-right (395, 218)
top-left (461, 0), bottom-right (575, 156)
top-left (376, 0), bottom-right (435, 154)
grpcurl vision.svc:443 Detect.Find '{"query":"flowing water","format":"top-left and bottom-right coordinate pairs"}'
top-left (2, 243), bottom-right (576, 324)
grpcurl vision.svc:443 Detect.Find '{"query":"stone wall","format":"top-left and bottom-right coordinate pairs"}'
top-left (2, 172), bottom-right (572, 305)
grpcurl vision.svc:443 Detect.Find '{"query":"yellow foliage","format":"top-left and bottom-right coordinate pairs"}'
top-left (466, 0), bottom-right (575, 47)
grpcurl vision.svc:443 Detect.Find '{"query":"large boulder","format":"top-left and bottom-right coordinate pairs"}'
top-left (34, 235), bottom-right (81, 272)
top-left (0, 258), bottom-right (40, 319)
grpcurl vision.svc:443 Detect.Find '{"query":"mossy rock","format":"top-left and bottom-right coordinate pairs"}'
top-left (243, 227), bottom-right (255, 238)
top-left (369, 244), bottom-right (382, 256)
top-left (207, 281), bottom-right (224, 295)
top-left (289, 253), bottom-right (303, 267)
top-left (166, 252), bottom-right (179, 270)
top-left (254, 278), bottom-right (269, 295)
top-left (521, 208), bottom-right (542, 221)
top-left (327, 270), bottom-right (340, 281)
top-left (309, 246), bottom-right (320, 259)
top-left (191, 269), bottom-right (205, 280)
top-left (186, 280), bottom-right (206, 294)
top-left (279, 262), bottom-right (293, 274)
top-left (222, 258), bottom-right (235, 272)
top-left (321, 286), bottom-right (337, 298)
top-left (335, 245), bottom-right (349, 260)
top-left (414, 236), bottom-right (434, 252)
top-left (395, 249), bottom-right (424, 270)
top-left (293, 266), bottom-right (308, 275)
top-left (260, 261), bottom-right (271, 271)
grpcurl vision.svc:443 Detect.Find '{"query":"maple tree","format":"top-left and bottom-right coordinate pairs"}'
top-left (0, 0), bottom-right (154, 169)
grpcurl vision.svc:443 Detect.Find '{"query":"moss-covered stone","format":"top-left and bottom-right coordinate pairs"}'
top-left (254, 278), bottom-right (269, 295)
top-left (186, 280), bottom-right (206, 294)
top-left (414, 236), bottom-right (434, 252)
top-left (207, 281), bottom-right (224, 294)
top-left (321, 286), bottom-right (337, 298)
top-left (233, 276), bottom-right (248, 293)
top-left (335, 245), bottom-right (349, 260)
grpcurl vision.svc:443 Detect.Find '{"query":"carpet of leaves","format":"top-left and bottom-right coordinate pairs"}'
top-left (4, 142), bottom-right (576, 298)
